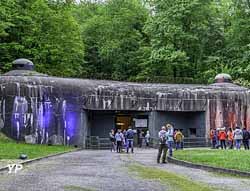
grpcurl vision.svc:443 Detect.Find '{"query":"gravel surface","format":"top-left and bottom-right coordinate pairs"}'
top-left (130, 149), bottom-right (250, 191)
top-left (0, 149), bottom-right (249, 191)
top-left (0, 160), bottom-right (22, 169)
top-left (0, 150), bottom-right (166, 191)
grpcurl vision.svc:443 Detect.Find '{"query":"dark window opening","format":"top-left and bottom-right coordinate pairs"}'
top-left (13, 64), bottom-right (24, 70)
top-left (189, 128), bottom-right (196, 137)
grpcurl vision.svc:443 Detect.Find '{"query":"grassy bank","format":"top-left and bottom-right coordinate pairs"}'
top-left (0, 133), bottom-right (74, 159)
top-left (129, 164), bottom-right (214, 191)
top-left (174, 149), bottom-right (250, 172)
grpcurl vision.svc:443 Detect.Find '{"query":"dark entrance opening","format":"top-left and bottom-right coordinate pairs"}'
top-left (155, 111), bottom-right (205, 138)
top-left (115, 115), bottom-right (132, 131)
top-left (89, 111), bottom-right (149, 137)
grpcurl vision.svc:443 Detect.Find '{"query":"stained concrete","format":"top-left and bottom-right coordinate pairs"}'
top-left (1, 60), bottom-right (250, 146)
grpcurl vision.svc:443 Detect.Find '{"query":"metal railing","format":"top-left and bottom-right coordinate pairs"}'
top-left (86, 136), bottom-right (210, 149)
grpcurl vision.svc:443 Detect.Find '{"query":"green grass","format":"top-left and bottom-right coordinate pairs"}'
top-left (0, 133), bottom-right (74, 159)
top-left (128, 164), bottom-right (214, 191)
top-left (174, 149), bottom-right (250, 172)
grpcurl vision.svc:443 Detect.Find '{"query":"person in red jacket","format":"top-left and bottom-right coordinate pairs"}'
top-left (218, 128), bottom-right (227, 149)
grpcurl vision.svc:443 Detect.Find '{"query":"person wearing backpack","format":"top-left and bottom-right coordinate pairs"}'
top-left (234, 126), bottom-right (243, 150)
top-left (126, 127), bottom-right (135, 153)
top-left (157, 126), bottom-right (168, 163)
top-left (242, 127), bottom-right (250, 150)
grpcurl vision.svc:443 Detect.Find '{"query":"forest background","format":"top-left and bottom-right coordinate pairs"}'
top-left (1, 0), bottom-right (250, 86)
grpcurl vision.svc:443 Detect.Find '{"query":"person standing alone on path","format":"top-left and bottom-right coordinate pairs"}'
top-left (157, 126), bottom-right (168, 163)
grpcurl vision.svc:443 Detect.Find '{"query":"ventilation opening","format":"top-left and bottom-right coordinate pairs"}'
top-left (13, 64), bottom-right (24, 69)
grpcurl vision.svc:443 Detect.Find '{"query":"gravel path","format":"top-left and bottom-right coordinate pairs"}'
top-left (129, 148), bottom-right (250, 191)
top-left (0, 150), bottom-right (166, 191)
top-left (0, 159), bottom-right (21, 169)
top-left (0, 149), bottom-right (249, 191)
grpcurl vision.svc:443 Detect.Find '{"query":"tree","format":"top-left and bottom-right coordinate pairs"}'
top-left (0, 0), bottom-right (17, 73)
top-left (224, 0), bottom-right (250, 82)
top-left (0, 0), bottom-right (85, 77)
top-left (74, 0), bottom-right (149, 80)
top-left (142, 0), bottom-right (224, 83)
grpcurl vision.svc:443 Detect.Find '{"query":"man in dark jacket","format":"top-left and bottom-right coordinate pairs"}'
top-left (242, 127), bottom-right (250, 150)
top-left (126, 127), bottom-right (135, 153)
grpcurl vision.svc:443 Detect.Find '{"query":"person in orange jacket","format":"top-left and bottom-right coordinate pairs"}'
top-left (218, 128), bottom-right (227, 149)
top-left (227, 128), bottom-right (234, 149)
top-left (209, 128), bottom-right (216, 149)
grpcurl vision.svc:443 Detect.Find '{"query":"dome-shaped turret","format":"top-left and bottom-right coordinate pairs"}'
top-left (12, 58), bottom-right (34, 70)
top-left (3, 58), bottom-right (47, 76)
top-left (214, 73), bottom-right (232, 83)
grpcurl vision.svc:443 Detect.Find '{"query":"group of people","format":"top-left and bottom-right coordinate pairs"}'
top-left (209, 126), bottom-right (250, 150)
top-left (109, 127), bottom-right (150, 153)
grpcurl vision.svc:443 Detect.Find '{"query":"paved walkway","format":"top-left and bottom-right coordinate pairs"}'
top-left (0, 159), bottom-right (21, 169)
top-left (130, 149), bottom-right (250, 191)
top-left (0, 149), bottom-right (249, 191)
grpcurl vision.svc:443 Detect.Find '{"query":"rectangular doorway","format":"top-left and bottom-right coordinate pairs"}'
top-left (115, 115), bottom-right (132, 131)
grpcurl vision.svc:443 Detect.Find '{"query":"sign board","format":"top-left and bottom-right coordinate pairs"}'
top-left (134, 119), bottom-right (148, 128)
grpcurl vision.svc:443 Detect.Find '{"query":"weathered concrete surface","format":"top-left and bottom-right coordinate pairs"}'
top-left (0, 149), bottom-right (249, 191)
top-left (1, 64), bottom-right (250, 145)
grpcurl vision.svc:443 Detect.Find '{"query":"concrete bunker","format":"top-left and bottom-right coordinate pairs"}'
top-left (0, 59), bottom-right (250, 148)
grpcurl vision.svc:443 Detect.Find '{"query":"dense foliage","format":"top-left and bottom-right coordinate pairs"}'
top-left (1, 0), bottom-right (250, 85)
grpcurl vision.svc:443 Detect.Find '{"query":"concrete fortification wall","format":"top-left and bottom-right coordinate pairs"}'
top-left (0, 59), bottom-right (250, 146)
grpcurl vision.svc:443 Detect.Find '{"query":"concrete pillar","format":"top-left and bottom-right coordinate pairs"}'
top-left (81, 110), bottom-right (89, 148)
top-left (148, 111), bottom-right (158, 147)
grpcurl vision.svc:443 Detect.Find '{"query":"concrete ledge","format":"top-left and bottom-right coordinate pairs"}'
top-left (0, 148), bottom-right (82, 173)
top-left (167, 156), bottom-right (250, 178)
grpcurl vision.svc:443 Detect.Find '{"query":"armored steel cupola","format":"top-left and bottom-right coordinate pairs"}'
top-left (12, 58), bottom-right (34, 70)
top-left (3, 58), bottom-right (47, 76)
top-left (214, 73), bottom-right (232, 83)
